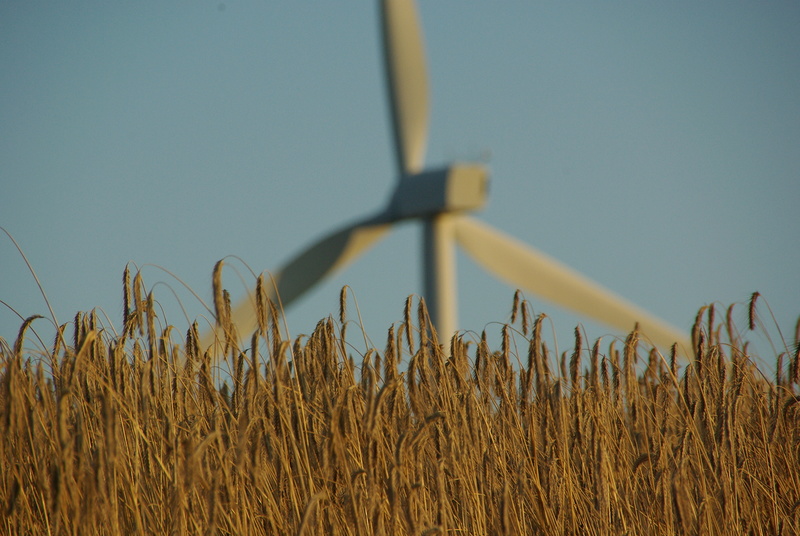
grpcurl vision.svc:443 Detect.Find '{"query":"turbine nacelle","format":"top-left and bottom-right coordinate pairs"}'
top-left (388, 163), bottom-right (489, 221)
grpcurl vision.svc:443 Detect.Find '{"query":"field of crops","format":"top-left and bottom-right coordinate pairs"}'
top-left (1, 271), bottom-right (798, 534)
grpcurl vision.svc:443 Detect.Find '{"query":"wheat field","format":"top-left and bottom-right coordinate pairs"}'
top-left (1, 270), bottom-right (799, 535)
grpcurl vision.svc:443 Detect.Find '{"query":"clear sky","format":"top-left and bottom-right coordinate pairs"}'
top-left (2, 2), bottom-right (798, 366)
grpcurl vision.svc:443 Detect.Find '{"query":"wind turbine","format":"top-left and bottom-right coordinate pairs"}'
top-left (205, 0), bottom-right (691, 355)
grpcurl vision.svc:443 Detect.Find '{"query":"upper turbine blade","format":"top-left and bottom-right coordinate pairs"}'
top-left (202, 215), bottom-right (392, 350)
top-left (454, 216), bottom-right (692, 356)
top-left (381, 0), bottom-right (429, 175)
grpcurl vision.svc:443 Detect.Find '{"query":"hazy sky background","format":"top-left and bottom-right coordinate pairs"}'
top-left (2, 2), bottom-right (798, 366)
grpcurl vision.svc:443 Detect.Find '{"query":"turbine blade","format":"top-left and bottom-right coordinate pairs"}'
top-left (381, 0), bottom-right (429, 175)
top-left (202, 215), bottom-right (392, 350)
top-left (454, 216), bottom-right (692, 355)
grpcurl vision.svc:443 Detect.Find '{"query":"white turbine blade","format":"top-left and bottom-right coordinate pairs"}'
top-left (202, 216), bottom-right (392, 350)
top-left (454, 216), bottom-right (692, 356)
top-left (381, 0), bottom-right (429, 175)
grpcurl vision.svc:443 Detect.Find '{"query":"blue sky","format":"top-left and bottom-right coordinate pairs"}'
top-left (2, 2), bottom-right (798, 366)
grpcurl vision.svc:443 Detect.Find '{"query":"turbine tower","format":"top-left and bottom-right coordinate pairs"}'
top-left (205, 0), bottom-right (691, 355)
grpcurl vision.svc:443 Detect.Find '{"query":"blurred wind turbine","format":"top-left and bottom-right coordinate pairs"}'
top-left (205, 0), bottom-right (691, 355)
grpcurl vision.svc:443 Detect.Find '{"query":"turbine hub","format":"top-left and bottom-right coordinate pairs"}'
top-left (388, 163), bottom-right (489, 220)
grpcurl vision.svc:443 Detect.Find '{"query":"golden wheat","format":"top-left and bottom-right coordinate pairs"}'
top-left (1, 273), bottom-right (799, 534)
